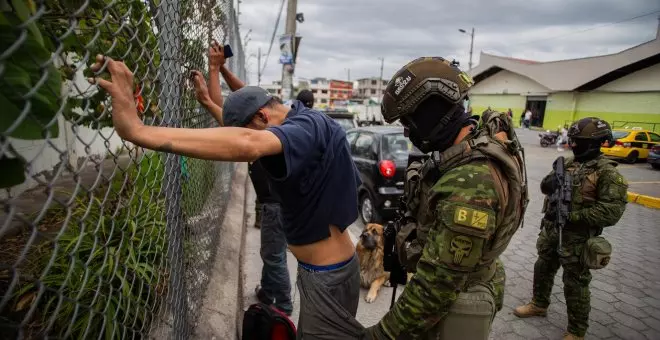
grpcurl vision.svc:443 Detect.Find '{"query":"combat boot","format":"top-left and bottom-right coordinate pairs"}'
top-left (513, 303), bottom-right (547, 318)
top-left (562, 332), bottom-right (584, 340)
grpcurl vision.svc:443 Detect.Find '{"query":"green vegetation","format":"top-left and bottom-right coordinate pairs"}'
top-left (4, 153), bottom-right (167, 339)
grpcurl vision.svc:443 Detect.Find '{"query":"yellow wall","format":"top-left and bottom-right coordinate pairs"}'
top-left (470, 92), bottom-right (660, 132)
top-left (544, 92), bottom-right (576, 129)
top-left (544, 92), bottom-right (660, 132)
top-left (468, 94), bottom-right (526, 126)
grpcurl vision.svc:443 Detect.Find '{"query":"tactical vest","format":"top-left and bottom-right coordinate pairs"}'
top-left (567, 156), bottom-right (618, 207)
top-left (399, 112), bottom-right (529, 277)
top-left (542, 156), bottom-right (619, 229)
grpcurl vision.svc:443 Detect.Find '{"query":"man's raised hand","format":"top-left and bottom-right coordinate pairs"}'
top-left (88, 54), bottom-right (143, 139)
top-left (191, 70), bottom-right (212, 105)
top-left (208, 40), bottom-right (226, 70)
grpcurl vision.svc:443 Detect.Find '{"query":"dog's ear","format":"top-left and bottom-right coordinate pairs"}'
top-left (373, 223), bottom-right (384, 236)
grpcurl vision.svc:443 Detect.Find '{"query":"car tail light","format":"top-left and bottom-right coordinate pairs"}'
top-left (379, 160), bottom-right (396, 179)
top-left (615, 141), bottom-right (631, 148)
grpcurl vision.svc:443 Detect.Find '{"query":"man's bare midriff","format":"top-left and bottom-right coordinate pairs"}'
top-left (289, 224), bottom-right (355, 266)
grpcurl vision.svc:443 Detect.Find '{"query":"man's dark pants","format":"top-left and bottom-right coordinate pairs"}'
top-left (260, 203), bottom-right (293, 314)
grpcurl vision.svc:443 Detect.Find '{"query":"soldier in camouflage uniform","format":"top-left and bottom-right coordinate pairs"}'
top-left (363, 57), bottom-right (528, 340)
top-left (514, 117), bottom-right (628, 340)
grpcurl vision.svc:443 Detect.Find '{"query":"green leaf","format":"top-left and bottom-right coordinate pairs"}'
top-left (0, 91), bottom-right (58, 139)
top-left (0, 156), bottom-right (26, 188)
top-left (9, 0), bottom-right (44, 47)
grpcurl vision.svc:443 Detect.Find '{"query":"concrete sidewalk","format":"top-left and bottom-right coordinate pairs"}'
top-left (193, 163), bottom-right (249, 340)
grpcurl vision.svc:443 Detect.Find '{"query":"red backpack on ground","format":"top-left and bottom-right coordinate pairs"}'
top-left (242, 303), bottom-right (297, 340)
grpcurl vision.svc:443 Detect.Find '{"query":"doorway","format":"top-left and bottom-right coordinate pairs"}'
top-left (525, 96), bottom-right (547, 127)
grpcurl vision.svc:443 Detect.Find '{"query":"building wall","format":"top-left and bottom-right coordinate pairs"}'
top-left (355, 78), bottom-right (388, 98)
top-left (574, 92), bottom-right (660, 132)
top-left (544, 92), bottom-right (577, 129)
top-left (469, 70), bottom-right (551, 95)
top-left (543, 92), bottom-right (660, 131)
top-left (468, 94), bottom-right (526, 126)
top-left (596, 63), bottom-right (660, 92)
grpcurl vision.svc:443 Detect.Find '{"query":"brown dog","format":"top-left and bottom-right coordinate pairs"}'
top-left (356, 223), bottom-right (390, 303)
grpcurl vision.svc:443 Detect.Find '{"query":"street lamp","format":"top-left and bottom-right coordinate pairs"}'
top-left (458, 27), bottom-right (475, 71)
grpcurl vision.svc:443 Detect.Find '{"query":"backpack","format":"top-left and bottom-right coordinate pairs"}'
top-left (242, 303), bottom-right (297, 340)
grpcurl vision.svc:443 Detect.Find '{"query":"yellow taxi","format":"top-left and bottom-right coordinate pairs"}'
top-left (600, 127), bottom-right (660, 163)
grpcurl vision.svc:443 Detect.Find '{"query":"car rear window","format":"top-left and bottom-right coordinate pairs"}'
top-left (612, 131), bottom-right (630, 139)
top-left (333, 118), bottom-right (355, 132)
top-left (381, 133), bottom-right (418, 161)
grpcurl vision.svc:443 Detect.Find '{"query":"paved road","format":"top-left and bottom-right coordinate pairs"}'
top-left (242, 128), bottom-right (660, 339)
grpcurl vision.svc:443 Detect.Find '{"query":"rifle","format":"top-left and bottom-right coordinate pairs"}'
top-left (551, 156), bottom-right (572, 254)
top-left (383, 151), bottom-right (430, 310)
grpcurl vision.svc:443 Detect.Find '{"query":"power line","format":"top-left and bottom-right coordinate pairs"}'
top-left (260, 0), bottom-right (286, 77)
top-left (507, 8), bottom-right (660, 48)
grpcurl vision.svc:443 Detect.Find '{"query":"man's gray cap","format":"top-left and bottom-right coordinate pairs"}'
top-left (223, 86), bottom-right (273, 127)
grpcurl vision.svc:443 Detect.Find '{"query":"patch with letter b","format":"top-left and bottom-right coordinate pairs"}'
top-left (453, 207), bottom-right (490, 230)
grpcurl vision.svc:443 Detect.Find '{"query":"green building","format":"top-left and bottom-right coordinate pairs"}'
top-left (467, 25), bottom-right (660, 132)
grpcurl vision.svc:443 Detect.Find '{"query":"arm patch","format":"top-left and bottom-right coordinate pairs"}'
top-left (454, 207), bottom-right (490, 230)
top-left (439, 203), bottom-right (496, 238)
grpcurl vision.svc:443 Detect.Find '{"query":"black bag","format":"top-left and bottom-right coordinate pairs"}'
top-left (242, 303), bottom-right (297, 340)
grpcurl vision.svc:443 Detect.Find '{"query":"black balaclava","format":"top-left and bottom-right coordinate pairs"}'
top-left (405, 96), bottom-right (471, 153)
top-left (571, 138), bottom-right (603, 162)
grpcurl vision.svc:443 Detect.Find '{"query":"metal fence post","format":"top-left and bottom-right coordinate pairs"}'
top-left (157, 0), bottom-right (188, 338)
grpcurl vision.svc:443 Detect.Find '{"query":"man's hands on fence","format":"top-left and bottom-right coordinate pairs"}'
top-left (191, 70), bottom-right (212, 106)
top-left (208, 40), bottom-right (226, 71)
top-left (89, 54), bottom-right (143, 140)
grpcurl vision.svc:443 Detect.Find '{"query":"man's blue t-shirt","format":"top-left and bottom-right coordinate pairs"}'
top-left (259, 101), bottom-right (361, 245)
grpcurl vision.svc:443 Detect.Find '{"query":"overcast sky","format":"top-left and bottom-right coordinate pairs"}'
top-left (237, 0), bottom-right (660, 85)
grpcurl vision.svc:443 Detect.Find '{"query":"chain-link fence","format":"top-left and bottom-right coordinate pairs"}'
top-left (1, 0), bottom-right (245, 338)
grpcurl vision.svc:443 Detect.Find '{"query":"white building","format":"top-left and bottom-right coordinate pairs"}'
top-left (354, 77), bottom-right (388, 99)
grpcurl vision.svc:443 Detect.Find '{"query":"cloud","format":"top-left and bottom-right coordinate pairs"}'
top-left (237, 0), bottom-right (660, 85)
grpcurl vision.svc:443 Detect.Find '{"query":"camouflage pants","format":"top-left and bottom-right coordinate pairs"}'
top-left (532, 226), bottom-right (592, 337)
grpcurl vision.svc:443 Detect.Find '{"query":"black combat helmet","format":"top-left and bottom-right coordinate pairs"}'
top-left (567, 117), bottom-right (613, 161)
top-left (381, 57), bottom-right (473, 123)
top-left (381, 57), bottom-right (474, 152)
top-left (568, 117), bottom-right (612, 140)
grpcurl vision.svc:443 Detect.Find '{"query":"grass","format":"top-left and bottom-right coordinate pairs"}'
top-left (1, 152), bottom-right (167, 339)
top-left (1, 150), bottom-right (220, 339)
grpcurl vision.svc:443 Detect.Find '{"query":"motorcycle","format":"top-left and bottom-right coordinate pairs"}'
top-left (539, 130), bottom-right (559, 147)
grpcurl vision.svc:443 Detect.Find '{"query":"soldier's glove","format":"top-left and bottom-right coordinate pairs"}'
top-left (361, 323), bottom-right (390, 340)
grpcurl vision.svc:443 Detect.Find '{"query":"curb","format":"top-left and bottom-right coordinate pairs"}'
top-left (627, 191), bottom-right (660, 209)
top-left (193, 163), bottom-right (249, 340)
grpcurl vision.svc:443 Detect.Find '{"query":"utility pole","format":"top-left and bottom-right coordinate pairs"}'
top-left (281, 0), bottom-right (298, 101)
top-left (459, 27), bottom-right (475, 71)
top-left (377, 57), bottom-right (384, 102)
top-left (257, 47), bottom-right (262, 86)
top-left (468, 27), bottom-right (474, 71)
top-left (346, 68), bottom-right (351, 82)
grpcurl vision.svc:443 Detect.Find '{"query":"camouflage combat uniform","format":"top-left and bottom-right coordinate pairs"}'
top-left (532, 155), bottom-right (627, 337)
top-left (373, 116), bottom-right (527, 339)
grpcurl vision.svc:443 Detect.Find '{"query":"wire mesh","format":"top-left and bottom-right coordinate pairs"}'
top-left (0, 0), bottom-right (245, 338)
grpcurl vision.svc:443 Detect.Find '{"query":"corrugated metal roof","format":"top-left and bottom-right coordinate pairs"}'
top-left (469, 37), bottom-right (660, 92)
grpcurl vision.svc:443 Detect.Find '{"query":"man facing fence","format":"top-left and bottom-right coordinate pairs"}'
top-left (90, 53), bottom-right (364, 338)
top-left (190, 42), bottom-right (292, 315)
